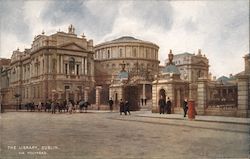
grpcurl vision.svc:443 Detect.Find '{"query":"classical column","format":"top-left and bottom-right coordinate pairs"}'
top-left (81, 57), bottom-right (84, 75)
top-left (95, 86), bottom-right (102, 110)
top-left (67, 63), bottom-right (70, 75)
top-left (142, 83), bottom-right (146, 100)
top-left (61, 56), bottom-right (63, 74)
top-left (84, 87), bottom-right (89, 101)
top-left (57, 55), bottom-right (59, 74)
top-left (48, 55), bottom-right (51, 73)
top-left (84, 57), bottom-right (87, 75)
top-left (66, 89), bottom-right (70, 103)
top-left (74, 64), bottom-right (77, 75)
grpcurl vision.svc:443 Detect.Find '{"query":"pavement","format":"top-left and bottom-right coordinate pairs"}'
top-left (3, 109), bottom-right (250, 125)
top-left (135, 111), bottom-right (250, 125)
top-left (1, 111), bottom-right (250, 159)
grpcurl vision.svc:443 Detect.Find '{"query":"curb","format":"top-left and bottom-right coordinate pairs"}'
top-left (136, 114), bottom-right (250, 125)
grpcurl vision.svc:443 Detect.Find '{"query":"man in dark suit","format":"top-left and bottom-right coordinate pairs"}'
top-left (119, 99), bottom-right (125, 115)
top-left (183, 99), bottom-right (188, 117)
top-left (166, 97), bottom-right (172, 114)
top-left (158, 96), bottom-right (166, 114)
top-left (108, 98), bottom-right (114, 112)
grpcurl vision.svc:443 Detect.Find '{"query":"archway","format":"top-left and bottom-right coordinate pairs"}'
top-left (159, 89), bottom-right (166, 100)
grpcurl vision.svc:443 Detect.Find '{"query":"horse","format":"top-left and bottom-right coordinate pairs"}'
top-left (83, 101), bottom-right (90, 113)
top-left (25, 102), bottom-right (35, 112)
top-left (44, 102), bottom-right (51, 112)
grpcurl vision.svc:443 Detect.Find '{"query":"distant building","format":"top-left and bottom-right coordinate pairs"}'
top-left (0, 25), bottom-right (95, 109)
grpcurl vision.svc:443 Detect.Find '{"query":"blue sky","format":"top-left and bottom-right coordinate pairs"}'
top-left (0, 0), bottom-right (249, 77)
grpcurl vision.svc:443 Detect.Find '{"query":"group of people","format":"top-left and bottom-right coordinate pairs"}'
top-left (119, 99), bottom-right (131, 115)
top-left (158, 96), bottom-right (189, 117)
top-left (158, 96), bottom-right (172, 114)
top-left (24, 99), bottom-right (90, 114)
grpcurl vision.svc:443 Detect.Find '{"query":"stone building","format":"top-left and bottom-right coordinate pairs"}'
top-left (152, 50), bottom-right (189, 113)
top-left (0, 25), bottom-right (95, 109)
top-left (164, 49), bottom-right (209, 101)
top-left (94, 36), bottom-right (159, 109)
top-left (153, 50), bottom-right (250, 117)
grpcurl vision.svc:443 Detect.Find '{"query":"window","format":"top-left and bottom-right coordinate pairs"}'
top-left (69, 57), bottom-right (75, 75)
top-left (65, 64), bottom-right (68, 74)
top-left (146, 49), bottom-right (148, 58)
top-left (107, 50), bottom-right (110, 58)
top-left (76, 64), bottom-right (79, 75)
top-left (133, 48), bottom-right (137, 57)
top-left (119, 48), bottom-right (123, 57)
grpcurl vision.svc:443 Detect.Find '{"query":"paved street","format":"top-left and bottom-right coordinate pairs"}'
top-left (0, 111), bottom-right (249, 159)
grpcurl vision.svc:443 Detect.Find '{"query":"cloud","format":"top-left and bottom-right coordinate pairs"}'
top-left (0, 0), bottom-right (30, 48)
top-left (0, 0), bottom-right (248, 78)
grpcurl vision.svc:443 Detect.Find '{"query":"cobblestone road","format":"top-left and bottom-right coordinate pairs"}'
top-left (0, 111), bottom-right (249, 159)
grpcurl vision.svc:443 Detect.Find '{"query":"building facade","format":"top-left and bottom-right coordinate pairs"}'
top-left (94, 36), bottom-right (159, 109)
top-left (0, 25), bottom-right (95, 109)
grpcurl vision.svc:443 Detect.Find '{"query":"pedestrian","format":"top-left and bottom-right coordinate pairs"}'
top-left (68, 101), bottom-right (73, 114)
top-left (166, 97), bottom-right (172, 114)
top-left (119, 99), bottom-right (125, 115)
top-left (125, 100), bottom-right (131, 115)
top-left (38, 102), bottom-right (42, 112)
top-left (158, 96), bottom-right (166, 114)
top-left (108, 98), bottom-right (114, 112)
top-left (183, 98), bottom-right (188, 117)
top-left (51, 102), bottom-right (56, 114)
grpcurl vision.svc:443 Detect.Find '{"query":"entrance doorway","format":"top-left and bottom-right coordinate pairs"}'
top-left (159, 89), bottom-right (166, 100)
top-left (123, 86), bottom-right (140, 111)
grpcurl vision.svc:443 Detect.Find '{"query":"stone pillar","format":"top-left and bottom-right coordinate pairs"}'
top-left (61, 56), bottom-right (63, 74)
top-left (44, 55), bottom-right (47, 74)
top-left (74, 90), bottom-right (78, 104)
top-left (81, 57), bottom-right (84, 75)
top-left (57, 55), bottom-right (59, 74)
top-left (84, 57), bottom-right (87, 75)
top-left (152, 80), bottom-right (158, 113)
top-left (84, 87), bottom-right (89, 101)
top-left (66, 89), bottom-right (70, 103)
top-left (197, 78), bottom-right (208, 115)
top-left (237, 75), bottom-right (249, 117)
top-left (142, 83), bottom-right (146, 99)
top-left (96, 86), bottom-right (102, 110)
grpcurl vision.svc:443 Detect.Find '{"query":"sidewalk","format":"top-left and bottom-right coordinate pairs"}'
top-left (136, 111), bottom-right (250, 125)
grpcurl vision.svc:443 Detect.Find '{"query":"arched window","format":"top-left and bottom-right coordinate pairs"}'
top-left (69, 57), bottom-right (75, 75)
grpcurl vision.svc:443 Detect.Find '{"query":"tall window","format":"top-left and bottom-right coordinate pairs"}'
top-left (133, 48), bottom-right (137, 57)
top-left (119, 48), bottom-right (123, 57)
top-left (65, 64), bottom-right (68, 74)
top-left (76, 64), bottom-right (79, 75)
top-left (107, 50), bottom-right (110, 58)
top-left (146, 49), bottom-right (148, 58)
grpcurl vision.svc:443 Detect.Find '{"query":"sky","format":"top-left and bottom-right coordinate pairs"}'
top-left (0, 0), bottom-right (249, 78)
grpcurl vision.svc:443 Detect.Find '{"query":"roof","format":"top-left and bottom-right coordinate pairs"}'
top-left (162, 64), bottom-right (180, 74)
top-left (175, 52), bottom-right (193, 56)
top-left (95, 36), bottom-right (158, 47)
top-left (118, 71), bottom-right (129, 80)
top-left (217, 75), bottom-right (236, 85)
